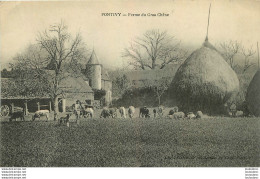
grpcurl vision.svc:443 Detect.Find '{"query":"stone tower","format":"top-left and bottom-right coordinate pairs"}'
top-left (85, 50), bottom-right (102, 90)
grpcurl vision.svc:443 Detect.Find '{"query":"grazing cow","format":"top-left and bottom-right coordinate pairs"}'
top-left (235, 110), bottom-right (244, 117)
top-left (242, 101), bottom-right (250, 117)
top-left (196, 111), bottom-right (203, 119)
top-left (82, 108), bottom-right (94, 118)
top-left (187, 112), bottom-right (196, 119)
top-left (157, 105), bottom-right (164, 117)
top-left (9, 111), bottom-right (25, 122)
top-left (173, 112), bottom-right (185, 120)
top-left (32, 110), bottom-right (49, 121)
top-left (58, 114), bottom-right (71, 124)
top-left (230, 103), bottom-right (237, 117)
top-left (167, 109), bottom-right (175, 119)
top-left (173, 106), bottom-right (179, 113)
top-left (119, 107), bottom-right (126, 118)
top-left (100, 107), bottom-right (110, 118)
top-left (168, 109), bottom-right (175, 116)
top-left (109, 108), bottom-right (117, 118)
top-left (128, 106), bottom-right (135, 119)
top-left (62, 114), bottom-right (79, 127)
top-left (139, 107), bottom-right (150, 118)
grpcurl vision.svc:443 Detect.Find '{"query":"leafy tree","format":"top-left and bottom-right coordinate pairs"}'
top-left (112, 74), bottom-right (130, 97)
top-left (9, 44), bottom-right (51, 97)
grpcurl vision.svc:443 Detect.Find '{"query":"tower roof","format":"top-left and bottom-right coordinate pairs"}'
top-left (87, 50), bottom-right (100, 65)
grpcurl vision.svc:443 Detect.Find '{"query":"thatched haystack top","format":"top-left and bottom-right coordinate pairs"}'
top-left (246, 69), bottom-right (260, 116)
top-left (177, 43), bottom-right (239, 92)
top-left (171, 41), bottom-right (239, 113)
top-left (203, 40), bottom-right (218, 52)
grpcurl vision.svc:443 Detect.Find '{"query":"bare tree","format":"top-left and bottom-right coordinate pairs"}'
top-left (13, 44), bottom-right (48, 70)
top-left (152, 78), bottom-right (171, 105)
top-left (37, 21), bottom-right (84, 120)
top-left (123, 29), bottom-right (186, 70)
top-left (219, 40), bottom-right (240, 69)
top-left (241, 46), bottom-right (255, 73)
top-left (143, 77), bottom-right (171, 106)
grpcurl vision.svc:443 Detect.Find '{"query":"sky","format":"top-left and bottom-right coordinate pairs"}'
top-left (0, 0), bottom-right (260, 69)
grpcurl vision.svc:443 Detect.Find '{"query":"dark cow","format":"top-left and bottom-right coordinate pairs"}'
top-left (168, 109), bottom-right (175, 115)
top-left (100, 107), bottom-right (111, 118)
top-left (109, 108), bottom-right (117, 118)
top-left (58, 114), bottom-right (72, 125)
top-left (9, 111), bottom-right (25, 122)
top-left (139, 107), bottom-right (150, 118)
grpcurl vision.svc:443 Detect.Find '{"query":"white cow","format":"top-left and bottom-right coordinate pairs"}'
top-left (32, 110), bottom-right (50, 121)
top-left (128, 106), bottom-right (135, 119)
top-left (196, 111), bottom-right (203, 119)
top-left (235, 110), bottom-right (244, 117)
top-left (187, 112), bottom-right (196, 119)
top-left (173, 111), bottom-right (185, 120)
top-left (119, 107), bottom-right (126, 118)
top-left (84, 108), bottom-right (94, 118)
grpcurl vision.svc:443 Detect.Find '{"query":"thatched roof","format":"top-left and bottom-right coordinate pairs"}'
top-left (126, 64), bottom-right (179, 81)
top-left (1, 78), bottom-right (49, 99)
top-left (246, 69), bottom-right (260, 116)
top-left (170, 41), bottom-right (239, 114)
top-left (123, 64), bottom-right (180, 88)
top-left (58, 74), bottom-right (93, 93)
top-left (1, 71), bottom-right (93, 100)
top-left (45, 70), bottom-right (94, 93)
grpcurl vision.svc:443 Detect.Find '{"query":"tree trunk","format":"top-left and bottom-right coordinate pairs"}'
top-left (152, 58), bottom-right (156, 69)
top-left (54, 96), bottom-right (59, 121)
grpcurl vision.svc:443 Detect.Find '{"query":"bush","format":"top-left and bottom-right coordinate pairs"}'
top-left (113, 87), bottom-right (158, 107)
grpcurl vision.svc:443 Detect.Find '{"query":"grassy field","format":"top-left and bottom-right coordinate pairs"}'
top-left (0, 116), bottom-right (259, 167)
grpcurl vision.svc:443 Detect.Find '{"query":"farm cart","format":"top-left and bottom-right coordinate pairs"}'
top-left (0, 103), bottom-right (23, 117)
top-left (0, 97), bottom-right (52, 117)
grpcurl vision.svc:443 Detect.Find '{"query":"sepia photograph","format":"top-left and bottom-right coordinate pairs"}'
top-left (0, 0), bottom-right (259, 174)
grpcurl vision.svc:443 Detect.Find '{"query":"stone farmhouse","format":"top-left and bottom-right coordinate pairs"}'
top-left (0, 50), bottom-right (112, 115)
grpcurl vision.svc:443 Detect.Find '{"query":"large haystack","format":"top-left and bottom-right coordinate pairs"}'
top-left (246, 70), bottom-right (260, 116)
top-left (170, 40), bottom-right (239, 114)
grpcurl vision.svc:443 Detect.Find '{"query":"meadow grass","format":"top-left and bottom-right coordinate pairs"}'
top-left (0, 117), bottom-right (259, 167)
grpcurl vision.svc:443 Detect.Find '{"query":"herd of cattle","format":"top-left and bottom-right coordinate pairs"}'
top-left (7, 105), bottom-right (205, 123)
